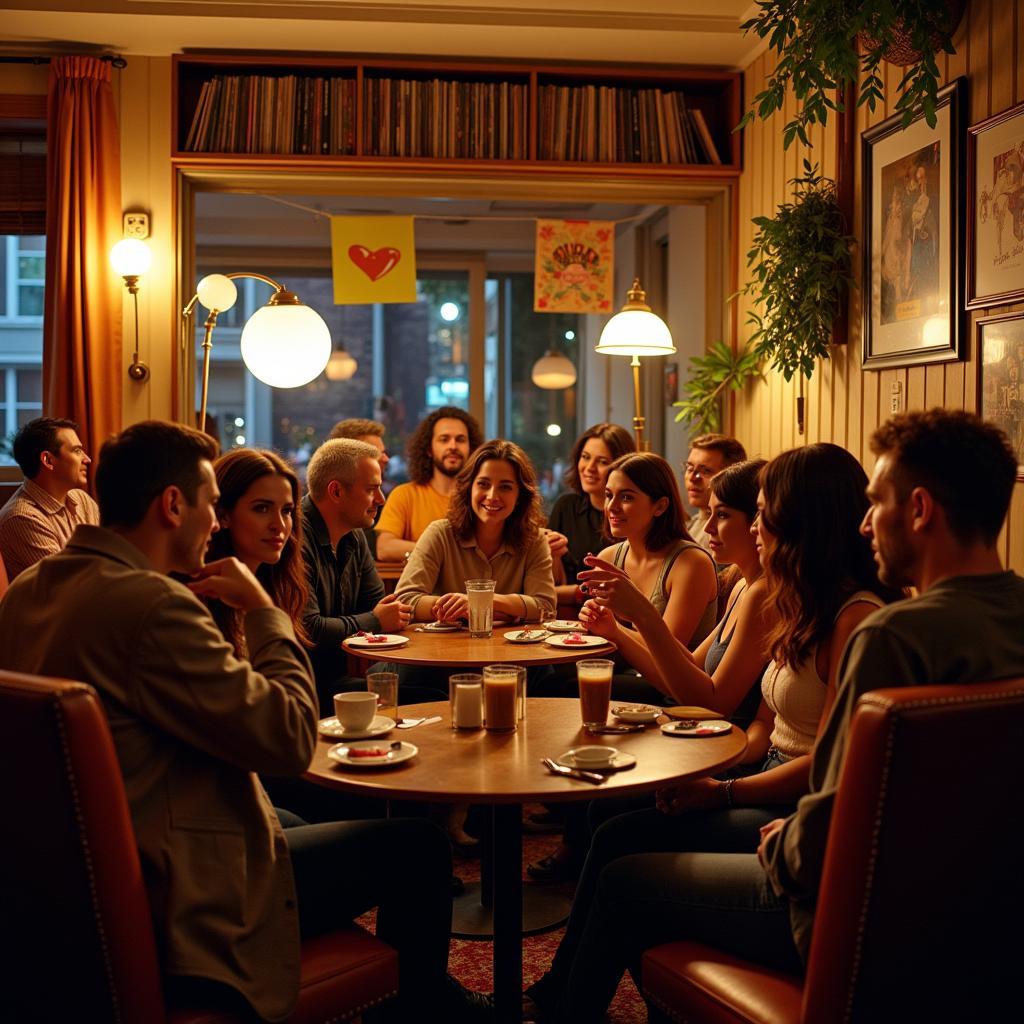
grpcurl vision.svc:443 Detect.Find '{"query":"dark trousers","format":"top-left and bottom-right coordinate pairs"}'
top-left (529, 803), bottom-right (798, 1021)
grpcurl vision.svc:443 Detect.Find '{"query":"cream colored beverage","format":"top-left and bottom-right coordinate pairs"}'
top-left (465, 579), bottom-right (496, 638)
top-left (577, 659), bottom-right (613, 729)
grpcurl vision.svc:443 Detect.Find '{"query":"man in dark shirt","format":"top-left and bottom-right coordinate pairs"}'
top-left (534, 409), bottom-right (1024, 1022)
top-left (301, 438), bottom-right (411, 712)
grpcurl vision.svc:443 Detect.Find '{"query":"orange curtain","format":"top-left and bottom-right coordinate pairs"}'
top-left (43, 56), bottom-right (122, 465)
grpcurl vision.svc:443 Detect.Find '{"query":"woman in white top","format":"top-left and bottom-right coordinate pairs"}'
top-left (524, 443), bottom-right (901, 1021)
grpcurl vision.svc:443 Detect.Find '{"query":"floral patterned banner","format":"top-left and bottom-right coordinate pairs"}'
top-left (534, 219), bottom-right (614, 313)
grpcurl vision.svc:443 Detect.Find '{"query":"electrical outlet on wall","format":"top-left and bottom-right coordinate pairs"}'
top-left (123, 211), bottom-right (150, 239)
top-left (890, 381), bottom-right (903, 414)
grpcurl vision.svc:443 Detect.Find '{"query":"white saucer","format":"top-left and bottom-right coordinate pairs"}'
top-left (319, 715), bottom-right (396, 740)
top-left (504, 628), bottom-right (552, 643)
top-left (544, 619), bottom-right (584, 633)
top-left (327, 740), bottom-right (418, 767)
top-left (611, 704), bottom-right (661, 724)
top-left (544, 634), bottom-right (608, 649)
top-left (557, 748), bottom-right (637, 772)
top-left (346, 633), bottom-right (410, 650)
top-left (421, 622), bottom-right (462, 632)
top-left (661, 720), bottom-right (733, 738)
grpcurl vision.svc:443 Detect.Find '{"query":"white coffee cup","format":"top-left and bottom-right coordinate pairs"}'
top-left (334, 691), bottom-right (378, 731)
top-left (568, 745), bottom-right (615, 767)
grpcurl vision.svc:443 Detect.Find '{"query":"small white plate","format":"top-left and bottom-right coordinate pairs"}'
top-left (543, 634), bottom-right (608, 649)
top-left (544, 619), bottom-right (584, 633)
top-left (346, 633), bottom-right (411, 650)
top-left (661, 720), bottom-right (733, 738)
top-left (318, 715), bottom-right (396, 740)
top-left (504, 628), bottom-right (552, 643)
top-left (327, 740), bottom-right (418, 767)
top-left (557, 748), bottom-right (637, 772)
top-left (612, 704), bottom-right (661, 724)
top-left (421, 622), bottom-right (462, 633)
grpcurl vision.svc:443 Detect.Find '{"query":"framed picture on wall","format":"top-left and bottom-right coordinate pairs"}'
top-left (978, 311), bottom-right (1024, 480)
top-left (967, 100), bottom-right (1024, 309)
top-left (862, 77), bottom-right (966, 369)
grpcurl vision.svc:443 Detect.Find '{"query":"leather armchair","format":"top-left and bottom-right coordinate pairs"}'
top-left (641, 677), bottom-right (1024, 1023)
top-left (0, 670), bottom-right (399, 1022)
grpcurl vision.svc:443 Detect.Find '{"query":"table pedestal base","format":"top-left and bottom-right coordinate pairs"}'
top-left (452, 882), bottom-right (571, 939)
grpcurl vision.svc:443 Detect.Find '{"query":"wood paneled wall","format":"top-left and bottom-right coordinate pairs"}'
top-left (733, 0), bottom-right (1024, 572)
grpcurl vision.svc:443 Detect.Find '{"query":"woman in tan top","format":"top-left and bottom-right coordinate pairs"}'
top-left (396, 438), bottom-right (556, 625)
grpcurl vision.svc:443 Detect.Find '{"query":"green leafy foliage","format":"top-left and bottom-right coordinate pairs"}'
top-left (673, 340), bottom-right (763, 434)
top-left (737, 0), bottom-right (958, 148)
top-left (739, 162), bottom-right (855, 382)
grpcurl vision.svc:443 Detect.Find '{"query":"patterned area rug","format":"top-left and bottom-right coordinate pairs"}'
top-left (359, 805), bottom-right (647, 1021)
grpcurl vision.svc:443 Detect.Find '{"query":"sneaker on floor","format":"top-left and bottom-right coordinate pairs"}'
top-left (442, 975), bottom-right (494, 1021)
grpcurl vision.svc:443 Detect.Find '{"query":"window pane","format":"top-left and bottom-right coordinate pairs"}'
top-left (17, 255), bottom-right (44, 279)
top-left (16, 406), bottom-right (39, 429)
top-left (18, 285), bottom-right (43, 317)
top-left (17, 368), bottom-right (41, 403)
top-left (19, 235), bottom-right (45, 252)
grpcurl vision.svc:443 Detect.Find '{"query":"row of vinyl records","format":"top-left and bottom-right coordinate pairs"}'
top-left (183, 73), bottom-right (722, 164)
top-left (537, 85), bottom-right (722, 164)
top-left (184, 75), bottom-right (359, 154)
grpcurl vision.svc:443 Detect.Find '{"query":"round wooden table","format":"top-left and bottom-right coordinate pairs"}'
top-left (304, 697), bottom-right (747, 1023)
top-left (342, 627), bottom-right (616, 668)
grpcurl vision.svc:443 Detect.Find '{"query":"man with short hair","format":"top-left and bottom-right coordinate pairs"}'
top-left (328, 416), bottom-right (390, 470)
top-left (0, 416), bottom-right (99, 578)
top-left (375, 406), bottom-right (481, 561)
top-left (0, 420), bottom-right (488, 1023)
top-left (540, 410), bottom-right (1024, 1022)
top-left (301, 438), bottom-right (412, 708)
top-left (327, 418), bottom-right (390, 556)
top-left (681, 432), bottom-right (747, 552)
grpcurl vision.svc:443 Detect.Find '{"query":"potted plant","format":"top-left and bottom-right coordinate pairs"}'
top-left (672, 341), bottom-right (762, 434)
top-left (739, 0), bottom-right (965, 148)
top-left (740, 161), bottom-right (856, 381)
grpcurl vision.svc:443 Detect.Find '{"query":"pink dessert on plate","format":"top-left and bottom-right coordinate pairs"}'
top-left (563, 632), bottom-right (586, 645)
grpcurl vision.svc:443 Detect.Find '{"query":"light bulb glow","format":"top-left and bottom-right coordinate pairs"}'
top-left (546, 423), bottom-right (563, 437)
top-left (531, 351), bottom-right (577, 389)
top-left (240, 302), bottom-right (332, 388)
top-left (196, 274), bottom-right (238, 314)
top-left (110, 238), bottom-right (152, 277)
top-left (325, 348), bottom-right (359, 381)
top-left (439, 301), bottom-right (460, 322)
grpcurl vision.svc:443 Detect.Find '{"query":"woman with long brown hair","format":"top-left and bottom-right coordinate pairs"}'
top-left (547, 422), bottom-right (635, 609)
top-left (206, 448), bottom-right (310, 655)
top-left (395, 439), bottom-right (556, 624)
top-left (524, 442), bottom-right (901, 1022)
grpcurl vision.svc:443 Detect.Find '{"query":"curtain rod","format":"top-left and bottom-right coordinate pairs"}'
top-left (0, 55), bottom-right (127, 69)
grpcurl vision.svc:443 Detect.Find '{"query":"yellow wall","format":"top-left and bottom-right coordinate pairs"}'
top-left (733, 0), bottom-right (1024, 572)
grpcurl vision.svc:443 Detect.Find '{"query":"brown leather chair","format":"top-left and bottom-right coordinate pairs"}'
top-left (641, 678), bottom-right (1024, 1023)
top-left (0, 670), bottom-right (399, 1023)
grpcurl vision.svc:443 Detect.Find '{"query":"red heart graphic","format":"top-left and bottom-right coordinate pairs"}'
top-left (348, 245), bottom-right (401, 282)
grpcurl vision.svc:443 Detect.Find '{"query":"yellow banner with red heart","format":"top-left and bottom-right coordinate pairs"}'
top-left (330, 216), bottom-right (417, 304)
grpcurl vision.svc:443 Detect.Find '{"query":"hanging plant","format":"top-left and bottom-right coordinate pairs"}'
top-left (740, 161), bottom-right (855, 382)
top-left (672, 340), bottom-right (763, 434)
top-left (739, 0), bottom-right (963, 148)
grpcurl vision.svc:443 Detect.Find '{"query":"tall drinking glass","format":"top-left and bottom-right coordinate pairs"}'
top-left (449, 673), bottom-right (483, 730)
top-left (576, 659), bottom-right (613, 730)
top-left (465, 578), bottom-right (496, 638)
top-left (482, 664), bottom-right (519, 731)
top-left (488, 663), bottom-right (527, 722)
top-left (367, 671), bottom-right (399, 724)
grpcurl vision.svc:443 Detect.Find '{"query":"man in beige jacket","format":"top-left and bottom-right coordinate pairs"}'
top-left (0, 420), bottom-right (490, 1022)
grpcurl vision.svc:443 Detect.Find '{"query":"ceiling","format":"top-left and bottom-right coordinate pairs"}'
top-left (0, 1), bottom-right (762, 69)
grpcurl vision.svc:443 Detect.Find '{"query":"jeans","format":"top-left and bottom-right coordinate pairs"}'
top-left (529, 799), bottom-right (795, 1020)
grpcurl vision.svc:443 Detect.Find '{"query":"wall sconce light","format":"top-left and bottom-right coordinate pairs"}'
top-left (530, 349), bottom-right (577, 389)
top-left (182, 272), bottom-right (332, 431)
top-left (594, 278), bottom-right (675, 450)
top-left (110, 237), bottom-right (152, 382)
top-left (325, 346), bottom-right (358, 381)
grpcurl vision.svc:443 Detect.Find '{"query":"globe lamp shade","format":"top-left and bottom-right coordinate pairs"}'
top-left (240, 301), bottom-right (333, 388)
top-left (109, 238), bottom-right (152, 277)
top-left (325, 348), bottom-right (359, 381)
top-left (196, 273), bottom-right (238, 314)
top-left (531, 350), bottom-right (577, 389)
